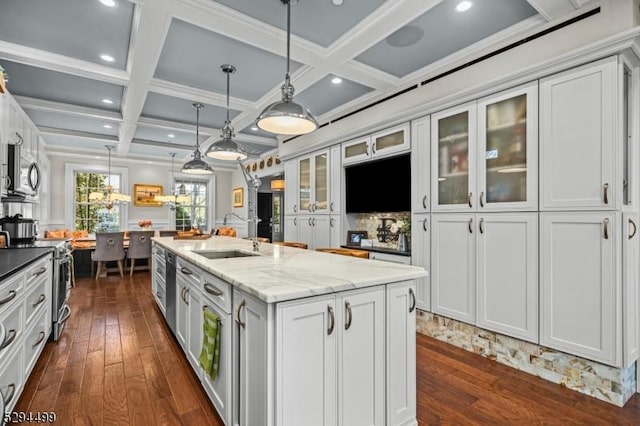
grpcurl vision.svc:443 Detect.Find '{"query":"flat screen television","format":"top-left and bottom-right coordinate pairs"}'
top-left (345, 154), bottom-right (411, 213)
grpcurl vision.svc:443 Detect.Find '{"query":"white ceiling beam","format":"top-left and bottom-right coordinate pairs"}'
top-left (131, 138), bottom-right (192, 151)
top-left (15, 96), bottom-right (123, 122)
top-left (0, 41), bottom-right (129, 85)
top-left (148, 78), bottom-right (255, 110)
top-left (39, 127), bottom-right (119, 143)
top-left (117, 0), bottom-right (174, 156)
top-left (526, 0), bottom-right (577, 21)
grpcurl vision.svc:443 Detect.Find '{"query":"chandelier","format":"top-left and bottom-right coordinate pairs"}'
top-left (154, 153), bottom-right (190, 210)
top-left (89, 145), bottom-right (131, 209)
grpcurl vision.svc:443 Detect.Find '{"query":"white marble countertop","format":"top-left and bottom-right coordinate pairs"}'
top-left (153, 236), bottom-right (427, 303)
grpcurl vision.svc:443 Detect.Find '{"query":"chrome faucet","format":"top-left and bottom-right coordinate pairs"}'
top-left (222, 212), bottom-right (262, 251)
top-left (223, 212), bottom-right (248, 225)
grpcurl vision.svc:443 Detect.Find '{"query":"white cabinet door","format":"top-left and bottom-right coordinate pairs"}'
top-left (276, 295), bottom-right (336, 426)
top-left (342, 135), bottom-right (371, 166)
top-left (411, 116), bottom-right (430, 214)
top-left (623, 213), bottom-right (639, 366)
top-left (235, 290), bottom-right (270, 426)
top-left (386, 281), bottom-right (416, 426)
top-left (175, 277), bottom-right (189, 350)
top-left (476, 213), bottom-right (538, 343)
top-left (284, 160), bottom-right (299, 215)
top-left (313, 215), bottom-right (331, 249)
top-left (431, 102), bottom-right (478, 212)
top-left (371, 123), bottom-right (410, 160)
top-left (411, 213), bottom-right (430, 311)
top-left (299, 156), bottom-right (313, 213)
top-left (312, 150), bottom-right (331, 214)
top-left (186, 288), bottom-right (202, 373)
top-left (540, 57), bottom-right (617, 210)
top-left (284, 215), bottom-right (298, 242)
top-left (329, 216), bottom-right (342, 248)
top-left (431, 214), bottom-right (476, 324)
top-left (330, 145), bottom-right (342, 215)
top-left (298, 215), bottom-right (314, 249)
top-left (337, 287), bottom-right (385, 426)
top-left (540, 212), bottom-right (619, 366)
top-left (477, 82), bottom-right (538, 211)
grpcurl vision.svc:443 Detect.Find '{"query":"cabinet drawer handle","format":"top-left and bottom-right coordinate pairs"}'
top-left (156, 291), bottom-right (163, 298)
top-left (32, 331), bottom-right (46, 348)
top-left (422, 218), bottom-right (427, 232)
top-left (630, 218), bottom-right (637, 240)
top-left (0, 290), bottom-right (17, 306)
top-left (155, 250), bottom-right (163, 256)
top-left (0, 329), bottom-right (17, 350)
top-left (603, 183), bottom-right (609, 204)
top-left (180, 267), bottom-right (193, 275)
top-left (180, 287), bottom-right (185, 303)
top-left (32, 266), bottom-right (47, 277)
top-left (480, 192), bottom-right (485, 208)
top-left (32, 294), bottom-right (46, 308)
top-left (468, 192), bottom-right (473, 208)
top-left (604, 218), bottom-right (610, 240)
top-left (293, 204), bottom-right (297, 213)
top-left (327, 305), bottom-right (335, 335)
top-left (236, 300), bottom-right (246, 328)
top-left (2, 383), bottom-right (16, 406)
top-left (308, 217), bottom-right (313, 226)
top-left (372, 141), bottom-right (376, 154)
top-left (185, 289), bottom-right (189, 305)
top-left (204, 283), bottom-right (223, 297)
top-left (330, 202), bottom-right (334, 212)
top-left (479, 218), bottom-right (485, 234)
top-left (422, 195), bottom-right (427, 209)
top-left (345, 301), bottom-right (352, 330)
top-left (409, 288), bottom-right (416, 313)
top-left (308, 204), bottom-right (313, 212)
top-left (468, 218), bottom-right (473, 234)
top-left (293, 218), bottom-right (297, 226)
top-left (330, 218), bottom-right (335, 227)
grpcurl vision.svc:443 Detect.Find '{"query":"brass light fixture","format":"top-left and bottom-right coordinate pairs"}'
top-left (155, 153), bottom-right (190, 210)
top-left (256, 0), bottom-right (318, 135)
top-left (182, 103), bottom-right (214, 174)
top-left (270, 177), bottom-right (285, 191)
top-left (205, 65), bottom-right (248, 161)
top-left (89, 145), bottom-right (131, 209)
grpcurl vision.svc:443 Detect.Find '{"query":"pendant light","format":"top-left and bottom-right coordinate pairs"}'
top-left (155, 153), bottom-right (190, 210)
top-left (182, 103), bottom-right (214, 174)
top-left (256, 0), bottom-right (318, 135)
top-left (205, 65), bottom-right (248, 161)
top-left (89, 145), bottom-right (131, 209)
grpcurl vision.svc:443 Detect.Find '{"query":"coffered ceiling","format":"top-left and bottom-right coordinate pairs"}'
top-left (0, 0), bottom-right (593, 166)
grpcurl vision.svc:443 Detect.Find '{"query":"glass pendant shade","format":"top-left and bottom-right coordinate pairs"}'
top-left (89, 145), bottom-right (131, 208)
top-left (255, 0), bottom-right (317, 136)
top-left (183, 103), bottom-right (214, 175)
top-left (156, 153), bottom-right (191, 209)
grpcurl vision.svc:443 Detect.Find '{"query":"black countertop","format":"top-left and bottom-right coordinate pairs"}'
top-left (0, 248), bottom-right (53, 281)
top-left (340, 245), bottom-right (411, 257)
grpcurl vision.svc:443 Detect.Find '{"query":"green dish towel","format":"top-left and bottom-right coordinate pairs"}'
top-left (199, 309), bottom-right (221, 380)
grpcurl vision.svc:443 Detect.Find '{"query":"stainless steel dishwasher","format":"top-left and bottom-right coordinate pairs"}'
top-left (165, 251), bottom-right (177, 333)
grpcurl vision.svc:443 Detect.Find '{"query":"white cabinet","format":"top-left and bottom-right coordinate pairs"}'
top-left (298, 214), bottom-right (332, 249)
top-left (330, 145), bottom-right (342, 214)
top-left (540, 212), bottom-right (619, 366)
top-left (284, 215), bottom-right (298, 242)
top-left (431, 213), bottom-right (476, 323)
top-left (623, 213), bottom-right (639, 366)
top-left (186, 287), bottom-right (203, 373)
top-left (342, 124), bottom-right (410, 166)
top-left (476, 213), bottom-right (538, 342)
top-left (329, 216), bottom-right (341, 248)
top-left (176, 276), bottom-right (189, 350)
top-left (298, 149), bottom-right (330, 214)
top-left (151, 244), bottom-right (166, 313)
top-left (386, 282), bottom-right (416, 426)
top-left (276, 286), bottom-right (385, 426)
top-left (411, 116), bottom-right (430, 213)
top-left (284, 160), bottom-right (299, 215)
top-left (540, 57), bottom-right (618, 210)
top-left (411, 214), bottom-right (430, 311)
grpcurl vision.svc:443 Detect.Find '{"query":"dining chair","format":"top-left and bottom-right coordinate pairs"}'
top-left (315, 247), bottom-right (370, 259)
top-left (126, 230), bottom-right (154, 276)
top-left (159, 230), bottom-right (179, 237)
top-left (216, 227), bottom-right (237, 237)
top-left (91, 232), bottom-right (126, 279)
top-left (273, 241), bottom-right (308, 249)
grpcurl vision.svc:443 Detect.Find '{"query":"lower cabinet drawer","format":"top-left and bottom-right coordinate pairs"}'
top-left (155, 281), bottom-right (166, 315)
top-left (200, 273), bottom-right (231, 314)
top-left (23, 306), bottom-right (50, 377)
top-left (0, 345), bottom-right (24, 415)
top-left (0, 301), bottom-right (23, 364)
top-left (24, 275), bottom-right (48, 326)
top-left (0, 273), bottom-right (24, 316)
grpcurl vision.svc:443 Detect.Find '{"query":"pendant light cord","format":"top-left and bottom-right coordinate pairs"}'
top-left (286, 0), bottom-right (290, 79)
top-left (195, 106), bottom-right (201, 151)
top-left (226, 69), bottom-right (230, 123)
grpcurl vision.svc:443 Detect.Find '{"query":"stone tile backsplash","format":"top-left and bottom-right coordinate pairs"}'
top-left (351, 212), bottom-right (411, 249)
top-left (416, 310), bottom-right (637, 407)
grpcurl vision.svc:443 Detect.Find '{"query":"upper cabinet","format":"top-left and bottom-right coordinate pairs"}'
top-left (411, 116), bottom-right (430, 213)
top-left (540, 56), bottom-right (630, 211)
top-left (298, 149), bottom-right (330, 214)
top-left (342, 123), bottom-right (410, 166)
top-left (284, 160), bottom-right (298, 215)
top-left (431, 82), bottom-right (539, 212)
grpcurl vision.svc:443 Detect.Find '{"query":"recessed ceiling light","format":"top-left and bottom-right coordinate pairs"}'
top-left (332, 0), bottom-right (343, 5)
top-left (331, 77), bottom-right (343, 84)
top-left (168, 133), bottom-right (175, 138)
top-left (100, 54), bottom-right (115, 62)
top-left (96, 156), bottom-right (101, 159)
top-left (386, 25), bottom-right (424, 48)
top-left (99, 0), bottom-right (116, 7)
top-left (251, 126), bottom-right (258, 131)
top-left (101, 98), bottom-right (113, 104)
top-left (147, 161), bottom-right (153, 164)
top-left (103, 124), bottom-right (112, 129)
top-left (456, 1), bottom-right (473, 12)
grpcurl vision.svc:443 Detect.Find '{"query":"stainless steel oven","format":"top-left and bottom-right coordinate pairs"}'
top-left (7, 141), bottom-right (41, 201)
top-left (51, 243), bottom-right (72, 340)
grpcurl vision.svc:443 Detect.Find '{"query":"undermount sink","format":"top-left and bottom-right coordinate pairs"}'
top-left (192, 250), bottom-right (258, 259)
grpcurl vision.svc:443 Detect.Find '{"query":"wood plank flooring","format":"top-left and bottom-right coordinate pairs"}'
top-left (16, 273), bottom-right (640, 425)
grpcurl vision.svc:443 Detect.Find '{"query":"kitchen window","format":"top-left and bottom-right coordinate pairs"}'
top-left (74, 171), bottom-right (123, 233)
top-left (174, 180), bottom-right (208, 231)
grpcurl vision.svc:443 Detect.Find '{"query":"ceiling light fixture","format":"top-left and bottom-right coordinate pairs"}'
top-left (156, 153), bottom-right (191, 210)
top-left (331, 77), bottom-right (343, 84)
top-left (456, 1), bottom-right (473, 12)
top-left (100, 54), bottom-right (115, 62)
top-left (168, 133), bottom-right (175, 138)
top-left (101, 98), bottom-right (113, 104)
top-left (205, 65), bottom-right (248, 161)
top-left (89, 145), bottom-right (131, 209)
top-left (251, 126), bottom-right (258, 131)
top-left (103, 124), bottom-right (112, 129)
top-left (182, 103), bottom-right (214, 175)
top-left (256, 0), bottom-right (318, 135)
top-left (99, 0), bottom-right (116, 7)
top-left (332, 0), bottom-right (344, 5)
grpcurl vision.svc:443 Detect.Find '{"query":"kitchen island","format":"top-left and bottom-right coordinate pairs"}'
top-left (151, 236), bottom-right (426, 426)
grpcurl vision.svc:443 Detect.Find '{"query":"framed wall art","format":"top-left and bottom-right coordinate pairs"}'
top-left (133, 184), bottom-right (163, 207)
top-left (233, 187), bottom-right (244, 208)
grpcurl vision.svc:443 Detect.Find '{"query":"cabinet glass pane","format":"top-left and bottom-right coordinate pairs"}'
top-left (299, 158), bottom-right (311, 211)
top-left (344, 141), bottom-right (368, 159)
top-left (438, 111), bottom-right (469, 205)
top-left (485, 94), bottom-right (527, 203)
top-left (375, 130), bottom-right (404, 150)
top-left (314, 153), bottom-right (327, 210)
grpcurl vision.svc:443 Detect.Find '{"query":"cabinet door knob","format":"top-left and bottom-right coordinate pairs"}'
top-left (327, 305), bottom-right (335, 335)
top-left (629, 218), bottom-right (637, 240)
top-left (236, 300), bottom-right (246, 328)
top-left (345, 301), bottom-right (352, 330)
top-left (479, 192), bottom-right (485, 208)
top-left (479, 218), bottom-right (485, 234)
top-left (468, 218), bottom-right (473, 234)
top-left (468, 192), bottom-right (473, 208)
top-left (409, 288), bottom-right (416, 313)
top-left (422, 218), bottom-right (428, 232)
top-left (603, 183), bottom-right (609, 204)
top-left (604, 218), bottom-right (610, 240)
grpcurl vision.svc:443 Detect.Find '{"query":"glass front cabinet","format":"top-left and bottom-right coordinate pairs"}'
top-left (298, 149), bottom-right (330, 214)
top-left (431, 82), bottom-right (538, 212)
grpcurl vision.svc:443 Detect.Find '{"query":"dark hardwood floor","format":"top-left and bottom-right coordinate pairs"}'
top-left (15, 273), bottom-right (640, 425)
